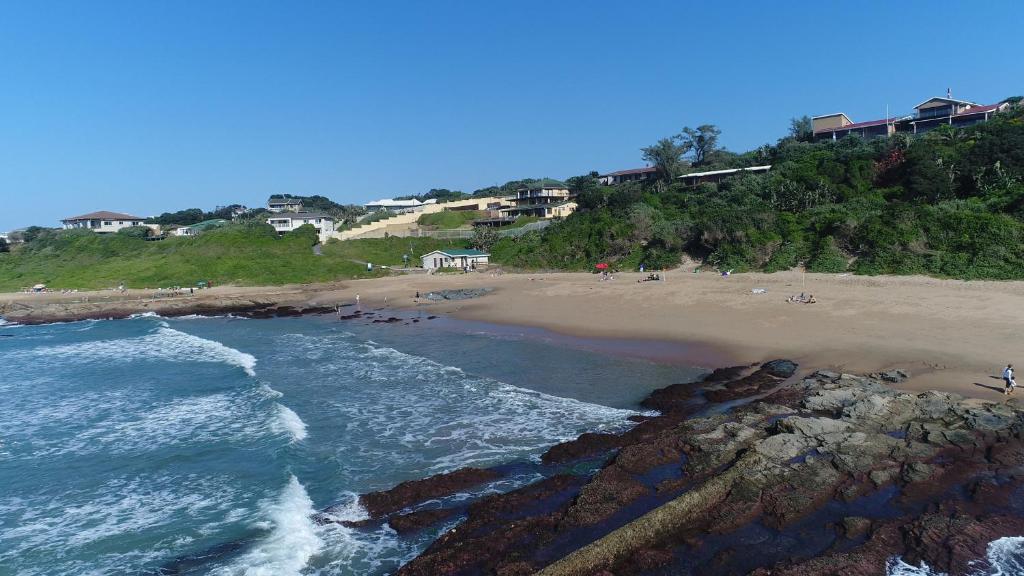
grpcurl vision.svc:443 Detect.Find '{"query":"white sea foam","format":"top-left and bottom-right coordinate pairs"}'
top-left (888, 536), bottom-right (1024, 575)
top-left (214, 475), bottom-right (321, 576)
top-left (982, 536), bottom-right (1024, 575)
top-left (13, 325), bottom-right (257, 376)
top-left (278, 332), bottom-right (638, 475)
top-left (272, 404), bottom-right (309, 442)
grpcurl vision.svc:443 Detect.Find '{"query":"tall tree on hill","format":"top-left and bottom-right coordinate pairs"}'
top-left (789, 116), bottom-right (814, 142)
top-left (680, 124), bottom-right (721, 166)
top-left (641, 137), bottom-right (692, 185)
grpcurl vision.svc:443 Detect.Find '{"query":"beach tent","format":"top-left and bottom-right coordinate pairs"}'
top-left (595, 263), bottom-right (609, 270)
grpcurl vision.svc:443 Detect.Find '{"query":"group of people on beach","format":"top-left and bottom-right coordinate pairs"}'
top-left (786, 292), bottom-right (817, 304)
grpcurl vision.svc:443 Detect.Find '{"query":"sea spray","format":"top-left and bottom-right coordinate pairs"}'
top-left (218, 475), bottom-right (322, 576)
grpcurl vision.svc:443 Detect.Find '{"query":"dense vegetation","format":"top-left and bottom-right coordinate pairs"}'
top-left (492, 102), bottom-right (1024, 279)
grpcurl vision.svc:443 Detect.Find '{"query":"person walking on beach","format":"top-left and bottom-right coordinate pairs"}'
top-left (1004, 364), bottom-right (1016, 395)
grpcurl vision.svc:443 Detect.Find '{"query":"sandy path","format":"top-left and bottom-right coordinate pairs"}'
top-left (4, 270), bottom-right (1022, 399)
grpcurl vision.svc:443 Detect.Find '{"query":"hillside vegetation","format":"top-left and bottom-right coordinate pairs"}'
top-left (493, 103), bottom-right (1024, 279)
top-left (417, 210), bottom-right (485, 229)
top-left (0, 224), bottom-right (476, 290)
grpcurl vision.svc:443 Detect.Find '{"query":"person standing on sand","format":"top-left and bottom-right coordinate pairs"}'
top-left (1004, 364), bottom-right (1015, 395)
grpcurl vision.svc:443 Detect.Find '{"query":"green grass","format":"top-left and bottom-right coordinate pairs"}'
top-left (506, 216), bottom-right (541, 229)
top-left (0, 224), bottom-right (387, 291)
top-left (416, 210), bottom-right (485, 229)
top-left (323, 236), bottom-right (471, 266)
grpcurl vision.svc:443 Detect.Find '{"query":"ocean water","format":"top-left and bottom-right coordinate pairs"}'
top-left (0, 312), bottom-right (697, 575)
top-left (887, 536), bottom-right (1024, 575)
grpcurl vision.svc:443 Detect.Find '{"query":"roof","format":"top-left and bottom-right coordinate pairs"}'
top-left (184, 219), bottom-right (228, 230)
top-left (678, 165), bottom-right (772, 180)
top-left (63, 211), bottom-right (145, 222)
top-left (913, 97), bottom-right (978, 110)
top-left (811, 112), bottom-right (853, 122)
top-left (268, 196), bottom-right (302, 204)
top-left (267, 212), bottom-right (333, 220)
top-left (909, 103), bottom-right (1007, 123)
top-left (366, 198), bottom-right (424, 207)
top-left (517, 178), bottom-right (568, 190)
top-left (954, 103), bottom-right (1004, 116)
top-left (815, 118), bottom-right (892, 133)
top-left (601, 166), bottom-right (658, 177)
top-left (422, 249), bottom-right (490, 258)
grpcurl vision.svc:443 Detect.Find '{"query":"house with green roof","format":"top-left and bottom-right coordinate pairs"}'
top-left (420, 248), bottom-right (489, 271)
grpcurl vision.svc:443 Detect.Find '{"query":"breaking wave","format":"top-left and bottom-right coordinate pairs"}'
top-left (272, 404), bottom-right (309, 442)
top-left (13, 324), bottom-right (257, 376)
top-left (213, 475), bottom-right (321, 576)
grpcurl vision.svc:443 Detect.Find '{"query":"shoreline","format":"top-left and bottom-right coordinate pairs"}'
top-left (4, 269), bottom-right (1024, 400)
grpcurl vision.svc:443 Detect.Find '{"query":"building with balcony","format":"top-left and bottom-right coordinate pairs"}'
top-left (598, 166), bottom-right (658, 185)
top-left (267, 196), bottom-right (303, 213)
top-left (907, 98), bottom-right (1009, 134)
top-left (500, 183), bottom-right (577, 220)
top-left (266, 212), bottom-right (336, 242)
top-left (812, 93), bottom-right (1009, 141)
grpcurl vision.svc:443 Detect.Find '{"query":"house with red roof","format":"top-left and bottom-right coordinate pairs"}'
top-left (61, 211), bottom-right (153, 234)
top-left (812, 93), bottom-right (1010, 141)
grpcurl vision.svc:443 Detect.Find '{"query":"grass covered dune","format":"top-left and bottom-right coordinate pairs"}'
top-left (0, 224), bottom-right (467, 291)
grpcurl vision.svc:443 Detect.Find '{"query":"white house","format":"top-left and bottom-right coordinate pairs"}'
top-left (61, 211), bottom-right (152, 233)
top-left (420, 249), bottom-right (490, 270)
top-left (266, 212), bottom-right (336, 242)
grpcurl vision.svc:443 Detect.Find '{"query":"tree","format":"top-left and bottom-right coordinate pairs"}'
top-left (471, 227), bottom-right (499, 251)
top-left (0, 237), bottom-right (8, 253)
top-left (679, 124), bottom-right (721, 166)
top-left (789, 116), bottom-right (814, 142)
top-left (641, 137), bottom-right (692, 183)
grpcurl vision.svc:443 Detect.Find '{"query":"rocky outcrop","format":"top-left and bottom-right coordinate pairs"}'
top-left (386, 363), bottom-right (1024, 576)
top-left (359, 467), bottom-right (502, 519)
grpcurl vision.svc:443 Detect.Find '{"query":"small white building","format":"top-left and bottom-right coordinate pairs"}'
top-left (266, 212), bottom-right (336, 242)
top-left (61, 211), bottom-right (150, 233)
top-left (420, 249), bottom-right (490, 270)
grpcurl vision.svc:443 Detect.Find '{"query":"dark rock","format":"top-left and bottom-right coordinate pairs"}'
top-left (562, 467), bottom-right (650, 527)
top-left (424, 288), bottom-right (493, 301)
top-left (388, 507), bottom-right (458, 534)
top-left (541, 432), bottom-right (623, 464)
top-left (360, 467), bottom-right (502, 518)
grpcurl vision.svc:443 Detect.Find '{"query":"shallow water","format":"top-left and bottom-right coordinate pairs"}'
top-left (0, 313), bottom-right (699, 575)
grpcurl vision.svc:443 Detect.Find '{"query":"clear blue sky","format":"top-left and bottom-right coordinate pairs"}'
top-left (1, 1), bottom-right (1021, 231)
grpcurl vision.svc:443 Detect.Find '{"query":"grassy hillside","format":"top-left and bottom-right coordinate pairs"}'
top-left (493, 103), bottom-right (1024, 279)
top-left (0, 225), bottom-right (475, 291)
top-left (417, 210), bottom-right (485, 229)
top-left (323, 236), bottom-right (471, 266)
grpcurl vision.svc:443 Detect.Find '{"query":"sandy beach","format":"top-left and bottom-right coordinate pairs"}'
top-left (4, 270), bottom-right (1023, 399)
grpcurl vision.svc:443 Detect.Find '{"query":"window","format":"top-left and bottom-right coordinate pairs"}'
top-left (103, 221), bottom-right (113, 226)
